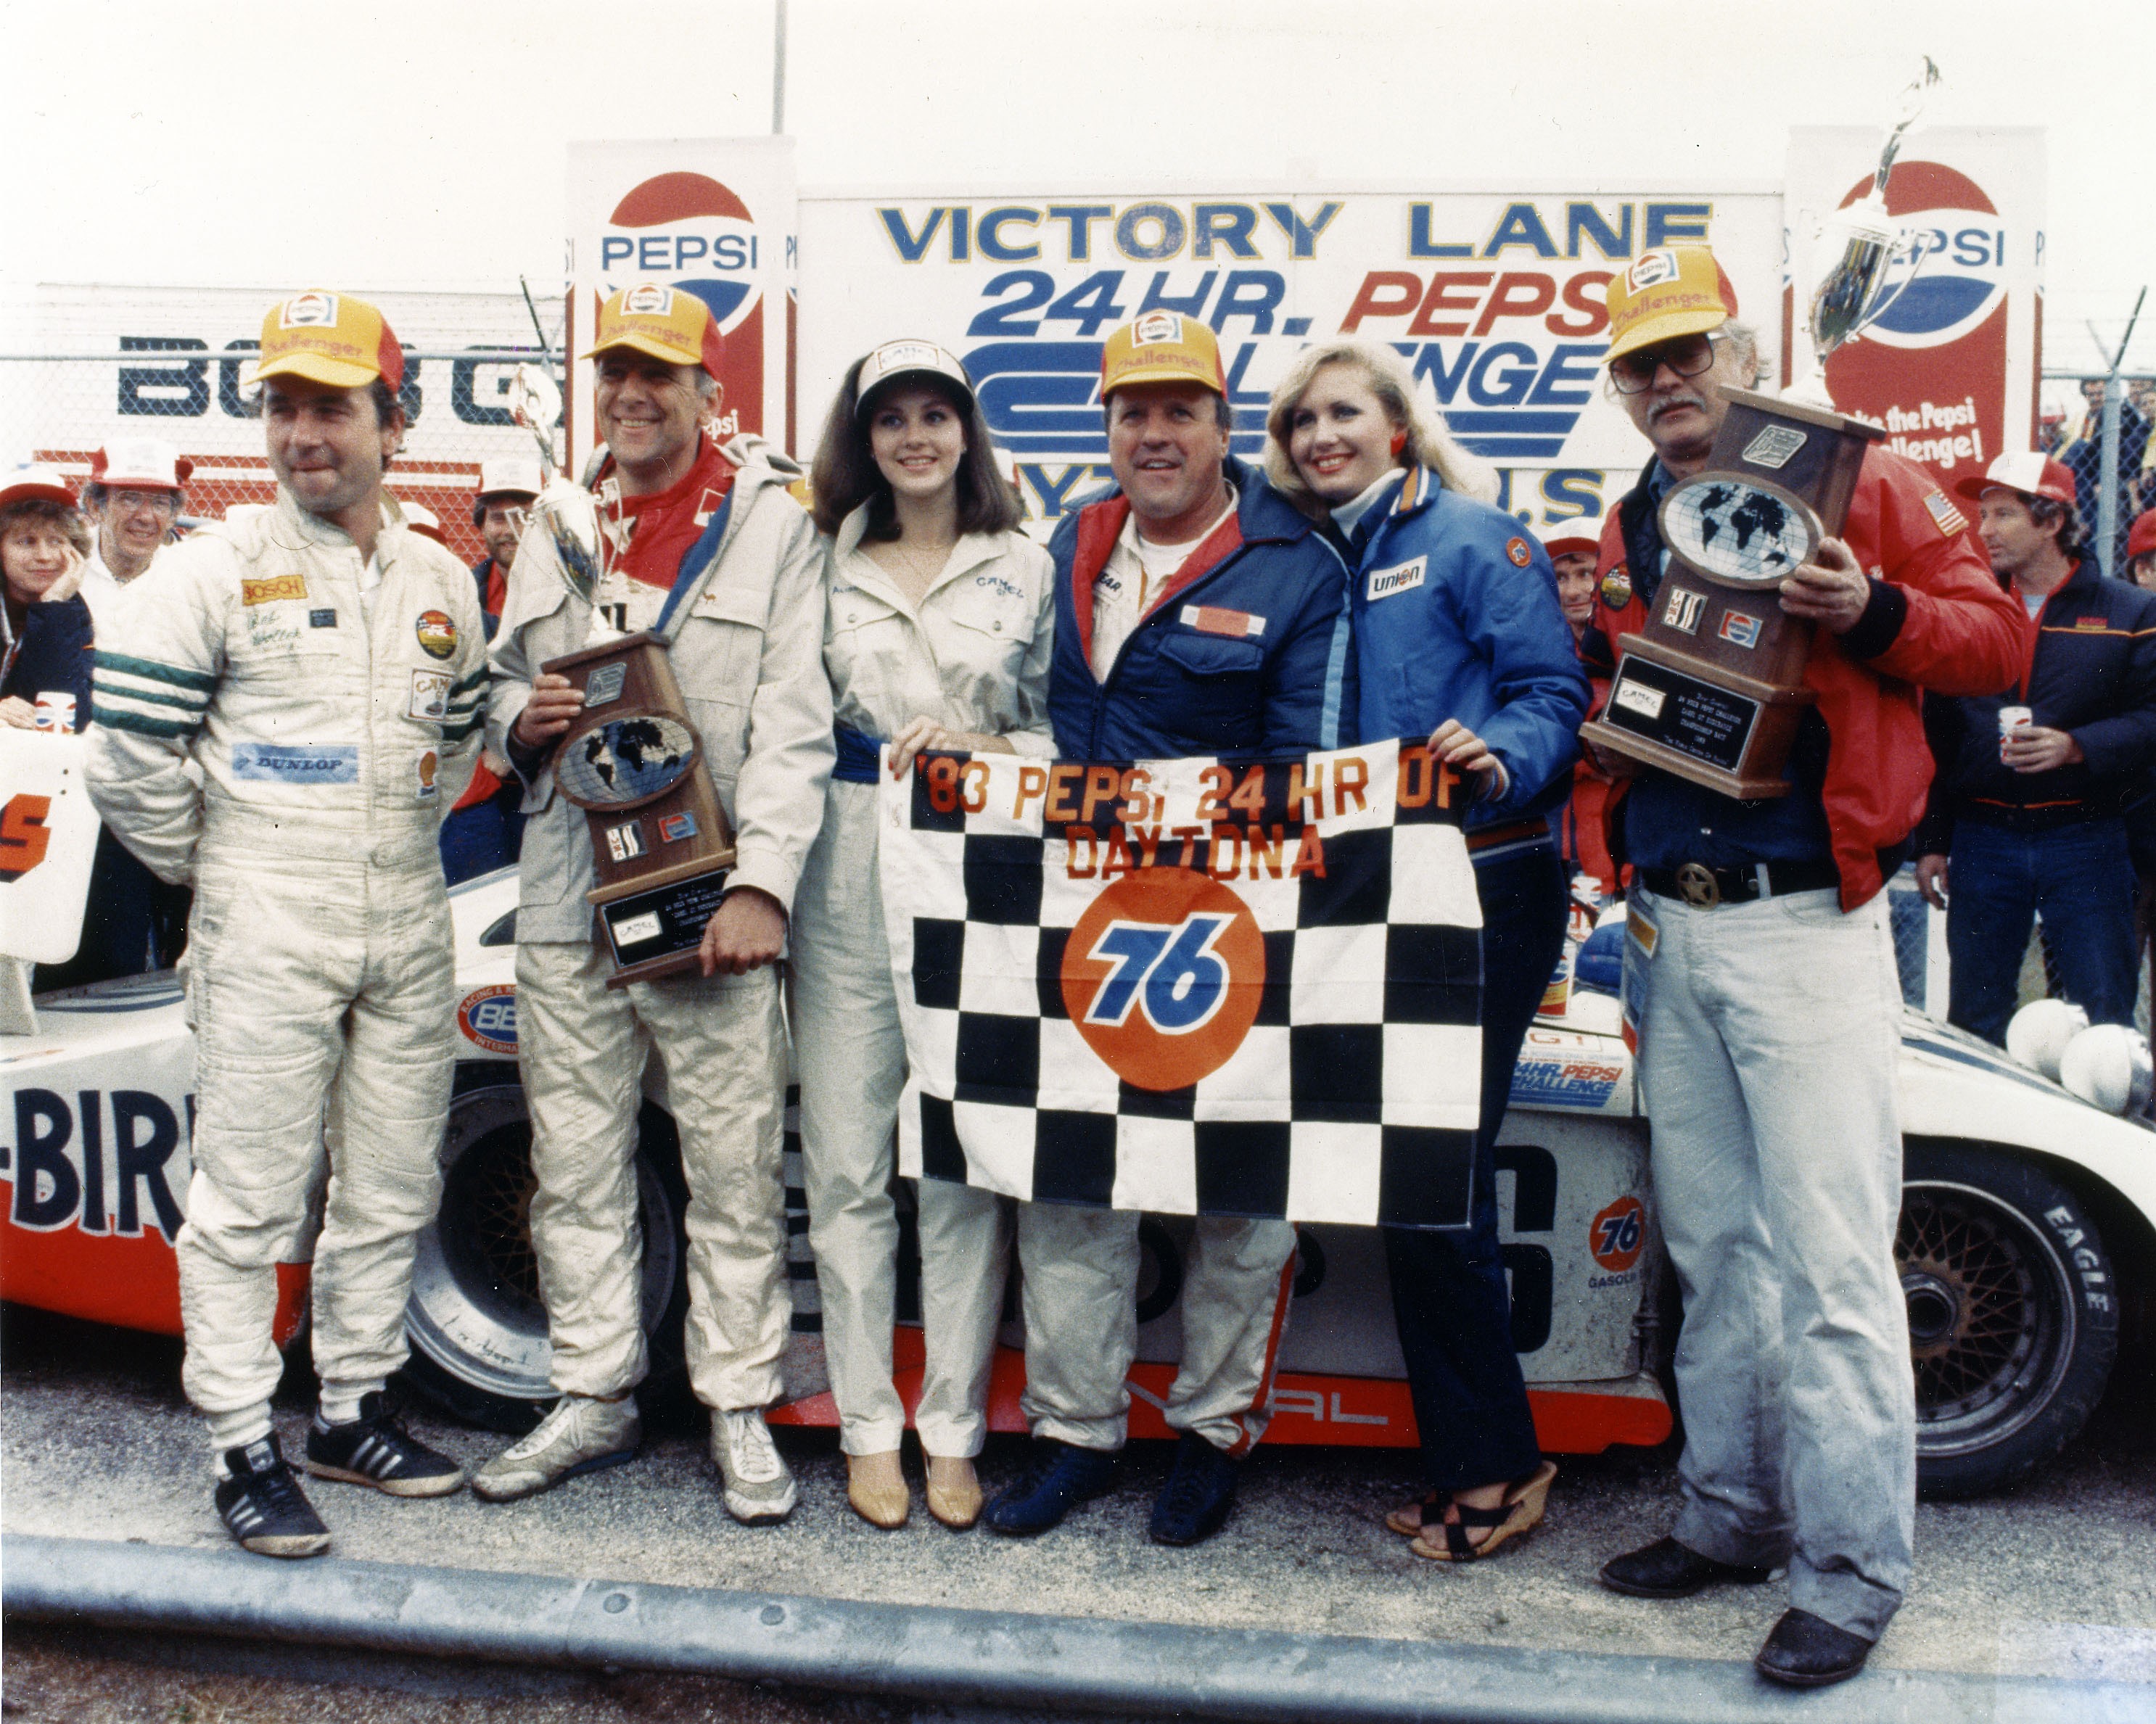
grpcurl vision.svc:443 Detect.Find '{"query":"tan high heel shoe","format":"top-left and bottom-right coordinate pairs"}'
top-left (923, 1454), bottom-right (983, 1530)
top-left (847, 1449), bottom-right (910, 1529)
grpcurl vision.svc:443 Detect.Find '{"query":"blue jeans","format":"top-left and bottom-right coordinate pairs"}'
top-left (1946, 817), bottom-right (2137, 1046)
top-left (1384, 846), bottom-right (1563, 1493)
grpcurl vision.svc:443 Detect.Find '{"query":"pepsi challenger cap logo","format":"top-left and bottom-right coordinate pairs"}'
top-left (1061, 867), bottom-right (1265, 1092)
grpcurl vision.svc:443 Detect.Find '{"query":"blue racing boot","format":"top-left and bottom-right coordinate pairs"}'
top-left (985, 1439), bottom-right (1116, 1537)
top-left (1148, 1431), bottom-right (1240, 1546)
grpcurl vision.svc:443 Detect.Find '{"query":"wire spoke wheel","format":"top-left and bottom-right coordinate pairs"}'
top-left (1900, 1142), bottom-right (2117, 1498)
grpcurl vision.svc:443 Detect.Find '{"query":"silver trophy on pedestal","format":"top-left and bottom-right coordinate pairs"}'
top-left (1785, 58), bottom-right (1941, 408)
top-left (508, 363), bottom-right (606, 607)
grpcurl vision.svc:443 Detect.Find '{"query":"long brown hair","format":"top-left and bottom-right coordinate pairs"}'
top-left (808, 352), bottom-right (1020, 539)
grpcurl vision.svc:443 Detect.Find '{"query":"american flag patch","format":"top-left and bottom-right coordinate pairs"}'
top-left (1924, 491), bottom-right (1970, 537)
top-left (1180, 604), bottom-right (1265, 638)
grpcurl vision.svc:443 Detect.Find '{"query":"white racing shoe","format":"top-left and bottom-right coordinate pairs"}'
top-left (472, 1393), bottom-right (641, 1504)
top-left (711, 1407), bottom-right (797, 1525)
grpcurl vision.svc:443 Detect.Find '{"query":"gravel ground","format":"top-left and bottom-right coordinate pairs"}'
top-left (4, 1303), bottom-right (2154, 1698)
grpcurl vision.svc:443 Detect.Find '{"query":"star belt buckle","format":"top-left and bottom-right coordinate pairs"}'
top-left (1674, 862), bottom-right (1721, 908)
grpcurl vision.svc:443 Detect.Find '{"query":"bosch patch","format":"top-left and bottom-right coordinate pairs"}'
top-left (414, 610), bottom-right (458, 660)
top-left (242, 575), bottom-right (308, 606)
top-left (1600, 566), bottom-right (1633, 608)
top-left (1505, 537), bottom-right (1532, 568)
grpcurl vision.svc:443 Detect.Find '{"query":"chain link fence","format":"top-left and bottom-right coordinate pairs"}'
top-left (1, 350), bottom-right (567, 569)
top-left (2041, 367), bottom-right (2155, 579)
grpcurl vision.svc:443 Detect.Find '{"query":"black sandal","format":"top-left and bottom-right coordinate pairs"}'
top-left (1384, 1490), bottom-right (1446, 1538)
top-left (1407, 1461), bottom-right (1558, 1563)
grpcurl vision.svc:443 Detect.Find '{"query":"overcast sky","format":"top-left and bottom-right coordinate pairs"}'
top-left (4, 0), bottom-right (2151, 374)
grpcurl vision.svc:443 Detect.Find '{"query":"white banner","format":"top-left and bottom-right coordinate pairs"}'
top-left (0, 729), bottom-right (99, 966)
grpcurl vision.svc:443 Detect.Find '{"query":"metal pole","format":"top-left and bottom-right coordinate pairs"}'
top-left (2094, 288), bottom-right (2145, 579)
top-left (771, 0), bottom-right (787, 135)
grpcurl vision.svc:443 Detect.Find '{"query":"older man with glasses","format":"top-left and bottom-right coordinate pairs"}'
top-left (78, 438), bottom-right (191, 627)
top-left (1581, 247), bottom-right (2023, 1688)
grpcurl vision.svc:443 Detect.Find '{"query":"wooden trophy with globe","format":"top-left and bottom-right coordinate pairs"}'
top-left (543, 635), bottom-right (738, 988)
top-left (1582, 65), bottom-right (1936, 799)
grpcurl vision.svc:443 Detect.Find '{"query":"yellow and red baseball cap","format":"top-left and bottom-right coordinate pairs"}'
top-left (1605, 247), bottom-right (1739, 364)
top-left (1100, 312), bottom-right (1227, 401)
top-left (583, 283), bottom-right (725, 381)
top-left (256, 291), bottom-right (404, 391)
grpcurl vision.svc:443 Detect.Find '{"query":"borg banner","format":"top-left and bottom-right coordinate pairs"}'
top-left (878, 741), bottom-right (1485, 1230)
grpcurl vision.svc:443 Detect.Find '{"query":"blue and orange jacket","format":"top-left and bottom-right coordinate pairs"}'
top-left (1917, 557), bottom-right (2156, 849)
top-left (1587, 445), bottom-right (2025, 909)
top-left (1346, 466), bottom-right (1587, 836)
top-left (1047, 456), bottom-right (1353, 759)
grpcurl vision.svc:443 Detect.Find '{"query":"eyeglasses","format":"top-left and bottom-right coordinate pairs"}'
top-left (109, 492), bottom-right (180, 517)
top-left (1608, 331), bottom-right (1727, 395)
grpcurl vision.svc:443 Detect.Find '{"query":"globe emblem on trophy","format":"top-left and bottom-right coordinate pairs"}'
top-left (1663, 480), bottom-right (1820, 588)
top-left (556, 715), bottom-right (699, 807)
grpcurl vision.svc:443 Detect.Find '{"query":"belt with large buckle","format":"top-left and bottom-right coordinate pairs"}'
top-left (1640, 859), bottom-right (1842, 909)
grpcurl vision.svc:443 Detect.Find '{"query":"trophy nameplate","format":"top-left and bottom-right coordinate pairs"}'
top-left (542, 632), bottom-right (737, 989)
top-left (1583, 61), bottom-right (1930, 801)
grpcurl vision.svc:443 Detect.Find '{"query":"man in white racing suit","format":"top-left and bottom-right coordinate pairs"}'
top-left (86, 291), bottom-right (490, 1558)
top-left (473, 284), bottom-right (831, 1524)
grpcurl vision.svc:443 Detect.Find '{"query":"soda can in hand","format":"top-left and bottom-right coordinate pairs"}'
top-left (1998, 705), bottom-right (2033, 763)
top-left (33, 691), bottom-right (75, 733)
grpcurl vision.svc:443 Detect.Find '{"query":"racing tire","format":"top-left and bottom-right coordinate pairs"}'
top-left (396, 1073), bottom-right (691, 1435)
top-left (1901, 1139), bottom-right (2118, 1501)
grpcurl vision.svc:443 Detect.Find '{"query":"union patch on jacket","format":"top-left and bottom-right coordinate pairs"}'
top-left (1366, 557), bottom-right (1427, 601)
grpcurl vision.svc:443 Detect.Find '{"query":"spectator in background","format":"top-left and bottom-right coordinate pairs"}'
top-left (2130, 508), bottom-right (2156, 593)
top-left (2036, 404), bottom-right (2068, 458)
top-left (3, 463), bottom-right (187, 991)
top-left (2060, 378), bottom-right (2151, 566)
top-left (79, 439), bottom-right (189, 628)
top-left (437, 461), bottom-right (541, 884)
top-left (1914, 454), bottom-right (2156, 1046)
top-left (2134, 379), bottom-right (2156, 513)
top-left (469, 458), bottom-right (542, 633)
top-left (1, 465), bottom-right (93, 735)
top-left (1536, 513), bottom-right (1618, 896)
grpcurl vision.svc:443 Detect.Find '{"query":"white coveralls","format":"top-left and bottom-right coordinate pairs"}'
top-left (86, 492), bottom-right (488, 1434)
top-left (794, 506), bottom-right (1055, 1457)
top-left (485, 435), bottom-right (832, 1411)
top-left (1021, 504), bottom-right (1296, 1457)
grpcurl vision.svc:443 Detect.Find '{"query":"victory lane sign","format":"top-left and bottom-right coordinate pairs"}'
top-left (878, 740), bottom-right (1485, 1230)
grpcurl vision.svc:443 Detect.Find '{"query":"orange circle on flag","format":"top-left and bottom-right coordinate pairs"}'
top-left (1061, 867), bottom-right (1265, 1092)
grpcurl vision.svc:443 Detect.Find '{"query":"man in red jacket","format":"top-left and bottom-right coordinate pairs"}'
top-left (1582, 247), bottom-right (2023, 1688)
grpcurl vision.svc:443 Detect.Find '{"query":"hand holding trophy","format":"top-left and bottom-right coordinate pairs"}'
top-left (1582, 61), bottom-right (1941, 800)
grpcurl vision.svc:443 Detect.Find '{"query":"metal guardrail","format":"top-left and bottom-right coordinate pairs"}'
top-left (2, 1534), bottom-right (2141, 1724)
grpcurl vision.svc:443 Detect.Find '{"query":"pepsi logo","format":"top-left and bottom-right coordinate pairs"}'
top-left (1589, 1194), bottom-right (1645, 1271)
top-left (598, 172), bottom-right (763, 334)
top-left (280, 292), bottom-right (338, 329)
top-left (622, 284), bottom-right (675, 316)
top-left (1132, 310), bottom-right (1183, 345)
top-left (1625, 250), bottom-right (1678, 292)
top-left (1061, 868), bottom-right (1264, 1092)
top-left (1833, 162), bottom-right (2007, 351)
top-left (457, 984), bottom-right (517, 1055)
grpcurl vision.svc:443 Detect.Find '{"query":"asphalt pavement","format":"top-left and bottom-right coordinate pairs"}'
top-left (3, 1303), bottom-right (2153, 1694)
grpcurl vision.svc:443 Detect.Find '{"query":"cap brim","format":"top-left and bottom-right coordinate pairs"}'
top-left (255, 351), bottom-right (381, 389)
top-left (1605, 308), bottom-right (1729, 365)
top-left (1539, 535), bottom-right (1600, 556)
top-left (580, 331), bottom-right (702, 368)
top-left (0, 482), bottom-right (75, 510)
top-left (1102, 363), bottom-right (1225, 397)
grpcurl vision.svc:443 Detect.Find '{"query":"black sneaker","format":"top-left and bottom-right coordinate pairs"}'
top-left (985, 1440), bottom-right (1117, 1537)
top-left (215, 1433), bottom-right (330, 1559)
top-left (1148, 1431), bottom-right (1240, 1546)
top-left (305, 1393), bottom-right (466, 1497)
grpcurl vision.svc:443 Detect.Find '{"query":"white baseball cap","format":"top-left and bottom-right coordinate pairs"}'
top-left (475, 456), bottom-right (544, 500)
top-left (1953, 451), bottom-right (2076, 507)
top-left (854, 339), bottom-right (975, 418)
top-left (399, 499), bottom-right (448, 546)
top-left (89, 437), bottom-right (192, 490)
top-left (1534, 514), bottom-right (1604, 558)
top-left (0, 463), bottom-right (75, 511)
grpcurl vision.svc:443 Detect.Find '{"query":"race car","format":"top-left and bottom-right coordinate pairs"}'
top-left (3, 868), bottom-right (2146, 1498)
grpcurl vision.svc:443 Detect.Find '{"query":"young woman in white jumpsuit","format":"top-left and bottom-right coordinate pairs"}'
top-left (796, 341), bottom-right (1054, 1529)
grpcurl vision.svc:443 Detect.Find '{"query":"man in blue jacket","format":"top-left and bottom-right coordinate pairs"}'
top-left (987, 312), bottom-right (1351, 1548)
top-left (1915, 451), bottom-right (2156, 1043)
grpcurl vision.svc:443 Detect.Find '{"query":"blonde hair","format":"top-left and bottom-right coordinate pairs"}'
top-left (1264, 339), bottom-right (1497, 515)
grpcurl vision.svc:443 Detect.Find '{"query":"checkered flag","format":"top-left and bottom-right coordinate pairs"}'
top-left (877, 738), bottom-right (1484, 1230)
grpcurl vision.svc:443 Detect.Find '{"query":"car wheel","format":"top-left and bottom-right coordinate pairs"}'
top-left (1901, 1139), bottom-right (2118, 1499)
top-left (397, 1076), bottom-right (690, 1433)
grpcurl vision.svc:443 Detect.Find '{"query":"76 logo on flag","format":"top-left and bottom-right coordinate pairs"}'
top-left (1084, 913), bottom-right (1235, 1033)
